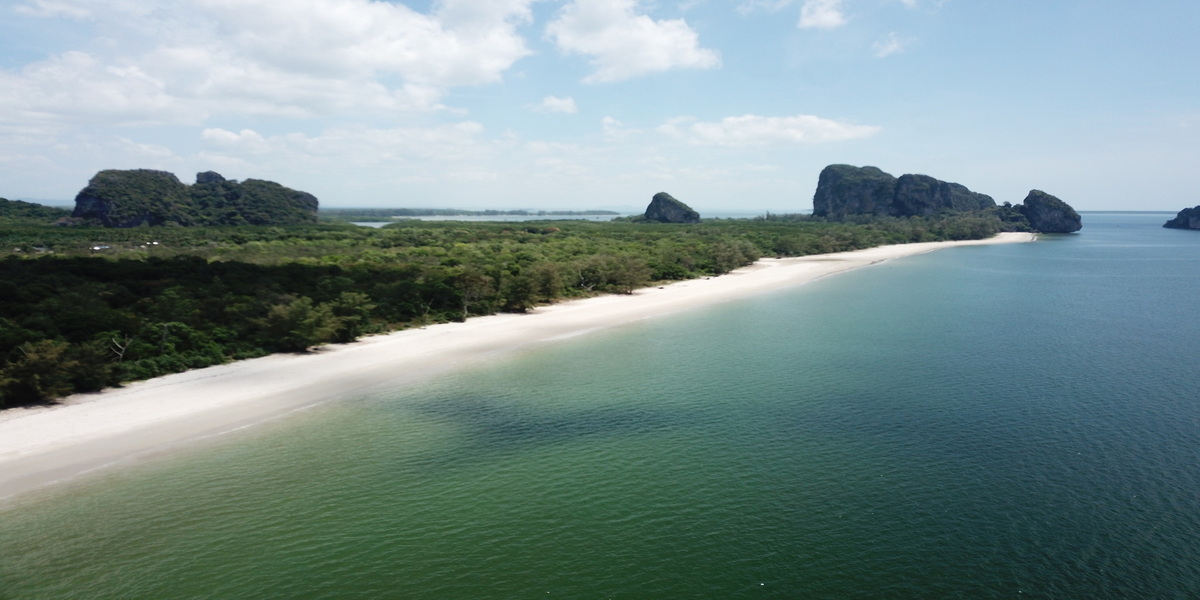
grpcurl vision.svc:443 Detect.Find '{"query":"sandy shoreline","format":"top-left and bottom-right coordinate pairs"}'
top-left (0, 233), bottom-right (1034, 501)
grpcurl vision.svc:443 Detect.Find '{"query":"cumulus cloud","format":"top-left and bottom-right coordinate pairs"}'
top-left (546, 0), bottom-right (721, 83)
top-left (798, 0), bottom-right (847, 29)
top-left (533, 96), bottom-right (579, 114)
top-left (194, 0), bottom-right (532, 87)
top-left (0, 51), bottom-right (195, 130)
top-left (1, 0), bottom-right (536, 131)
top-left (658, 114), bottom-right (881, 145)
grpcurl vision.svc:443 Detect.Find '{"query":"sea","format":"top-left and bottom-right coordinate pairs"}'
top-left (1, 212), bottom-right (1198, 599)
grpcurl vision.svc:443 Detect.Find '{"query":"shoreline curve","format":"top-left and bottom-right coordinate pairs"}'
top-left (0, 232), bottom-right (1035, 502)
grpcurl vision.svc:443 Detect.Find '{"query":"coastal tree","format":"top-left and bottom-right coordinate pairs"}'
top-left (0, 340), bottom-right (78, 406)
top-left (453, 268), bottom-right (493, 320)
top-left (329, 291), bottom-right (376, 343)
top-left (68, 339), bottom-right (120, 392)
top-left (255, 296), bottom-right (339, 352)
top-left (501, 273), bottom-right (538, 312)
top-left (526, 262), bottom-right (564, 301)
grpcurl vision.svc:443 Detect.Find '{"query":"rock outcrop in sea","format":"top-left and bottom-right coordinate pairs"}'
top-left (72, 169), bottom-right (319, 227)
top-left (644, 192), bottom-right (700, 223)
top-left (1018, 190), bottom-right (1082, 233)
top-left (1163, 206), bottom-right (1200, 230)
top-left (812, 165), bottom-right (996, 219)
top-left (811, 164), bottom-right (1083, 232)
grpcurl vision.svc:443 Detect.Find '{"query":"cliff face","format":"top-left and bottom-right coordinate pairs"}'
top-left (1163, 206), bottom-right (1200, 230)
top-left (644, 192), bottom-right (700, 223)
top-left (811, 165), bottom-right (898, 218)
top-left (812, 165), bottom-right (994, 219)
top-left (894, 174), bottom-right (995, 216)
top-left (1018, 190), bottom-right (1082, 233)
top-left (72, 170), bottom-right (318, 227)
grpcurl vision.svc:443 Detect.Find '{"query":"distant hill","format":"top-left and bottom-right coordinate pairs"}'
top-left (72, 170), bottom-right (318, 227)
top-left (643, 192), bottom-right (700, 223)
top-left (812, 164), bottom-right (995, 219)
top-left (0, 198), bottom-right (72, 225)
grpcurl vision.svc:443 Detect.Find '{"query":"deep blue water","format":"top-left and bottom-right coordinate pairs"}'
top-left (1, 213), bottom-right (1198, 598)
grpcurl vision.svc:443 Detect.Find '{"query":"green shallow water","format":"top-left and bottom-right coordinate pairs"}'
top-left (3, 213), bottom-right (1199, 598)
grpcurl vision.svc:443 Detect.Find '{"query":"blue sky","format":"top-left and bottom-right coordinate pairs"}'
top-left (1, 0), bottom-right (1197, 213)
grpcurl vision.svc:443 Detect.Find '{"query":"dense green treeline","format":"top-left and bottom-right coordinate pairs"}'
top-left (0, 213), bottom-right (1012, 407)
top-left (0, 198), bottom-right (72, 225)
top-left (319, 208), bottom-right (619, 222)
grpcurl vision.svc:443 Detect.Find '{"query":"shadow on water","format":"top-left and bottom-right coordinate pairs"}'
top-left (400, 395), bottom-right (686, 467)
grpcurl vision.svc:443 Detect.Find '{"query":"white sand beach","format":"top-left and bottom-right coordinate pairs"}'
top-left (0, 233), bottom-right (1034, 501)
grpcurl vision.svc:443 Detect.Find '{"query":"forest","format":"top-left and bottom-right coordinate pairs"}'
top-left (0, 210), bottom-right (1018, 407)
top-left (318, 208), bottom-right (620, 223)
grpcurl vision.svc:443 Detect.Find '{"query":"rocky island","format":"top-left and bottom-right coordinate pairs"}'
top-left (813, 165), bottom-right (996, 219)
top-left (72, 169), bottom-right (318, 227)
top-left (1163, 206), bottom-right (1200, 230)
top-left (812, 164), bottom-right (1081, 233)
top-left (643, 192), bottom-right (701, 223)
top-left (1017, 189), bottom-right (1082, 233)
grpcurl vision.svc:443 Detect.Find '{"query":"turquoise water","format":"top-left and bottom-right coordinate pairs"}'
top-left (2, 213), bottom-right (1199, 598)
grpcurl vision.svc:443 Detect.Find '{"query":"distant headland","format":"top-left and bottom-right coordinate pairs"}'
top-left (1163, 206), bottom-right (1200, 230)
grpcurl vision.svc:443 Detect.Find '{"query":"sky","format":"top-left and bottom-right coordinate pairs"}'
top-left (1, 0), bottom-right (1197, 213)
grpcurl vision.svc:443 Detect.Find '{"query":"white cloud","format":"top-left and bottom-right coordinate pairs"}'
top-left (873, 32), bottom-right (912, 57)
top-left (0, 0), bottom-right (537, 131)
top-left (546, 0), bottom-right (721, 83)
top-left (194, 0), bottom-right (533, 88)
top-left (111, 136), bottom-right (174, 158)
top-left (658, 114), bottom-right (881, 145)
top-left (533, 96), bottom-right (579, 114)
top-left (201, 128), bottom-right (270, 154)
top-left (200, 123), bottom-right (490, 166)
top-left (0, 51), bottom-right (194, 130)
top-left (798, 0), bottom-right (846, 29)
